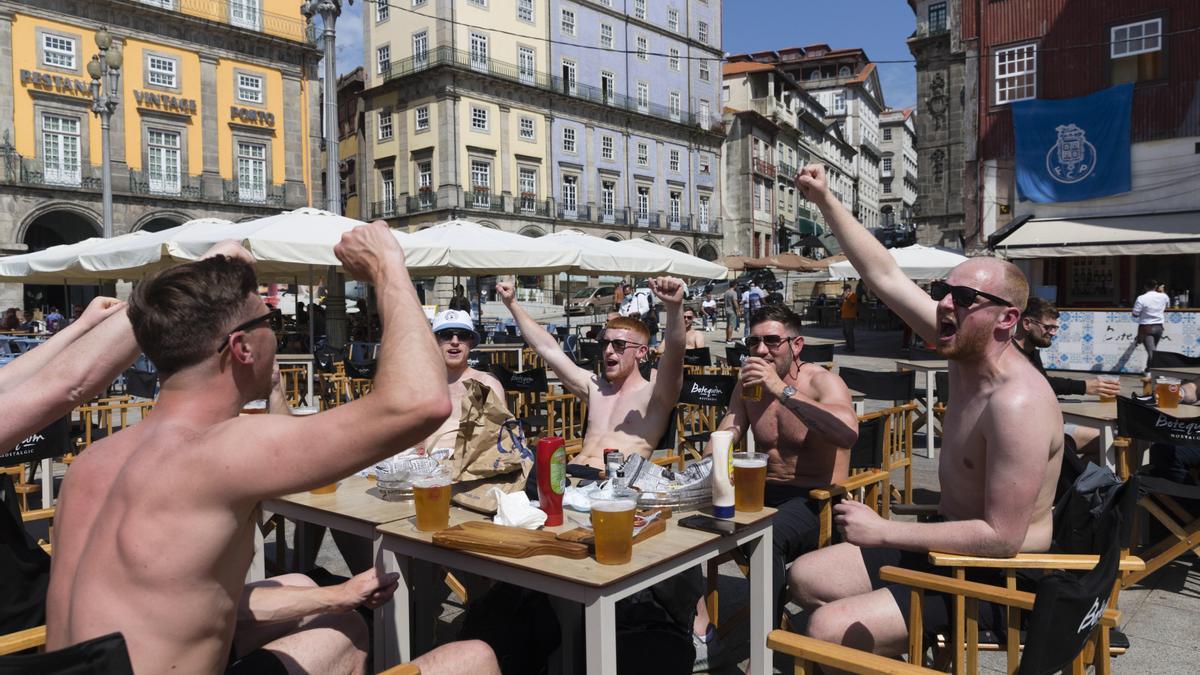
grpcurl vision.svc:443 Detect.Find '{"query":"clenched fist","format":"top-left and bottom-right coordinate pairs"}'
top-left (648, 277), bottom-right (685, 307)
top-left (495, 282), bottom-right (516, 306)
top-left (335, 220), bottom-right (404, 283)
top-left (794, 164), bottom-right (830, 204)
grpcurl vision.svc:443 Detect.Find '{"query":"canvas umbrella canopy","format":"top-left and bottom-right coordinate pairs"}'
top-left (0, 237), bottom-right (111, 283)
top-left (542, 230), bottom-right (669, 275)
top-left (828, 244), bottom-right (967, 282)
top-left (405, 219), bottom-right (581, 275)
top-left (612, 239), bottom-right (727, 280)
top-left (766, 252), bottom-right (825, 272)
top-left (68, 218), bottom-right (236, 279)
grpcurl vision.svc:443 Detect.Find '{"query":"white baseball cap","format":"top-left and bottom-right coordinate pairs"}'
top-left (431, 309), bottom-right (479, 342)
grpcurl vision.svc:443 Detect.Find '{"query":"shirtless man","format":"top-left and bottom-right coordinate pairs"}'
top-left (716, 304), bottom-right (859, 617)
top-left (786, 165), bottom-right (1063, 657)
top-left (497, 276), bottom-right (686, 469)
top-left (421, 309), bottom-right (507, 450)
top-left (45, 223), bottom-right (494, 674)
top-left (683, 308), bottom-right (706, 349)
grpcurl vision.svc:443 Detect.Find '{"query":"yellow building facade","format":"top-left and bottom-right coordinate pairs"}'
top-left (0, 0), bottom-right (322, 309)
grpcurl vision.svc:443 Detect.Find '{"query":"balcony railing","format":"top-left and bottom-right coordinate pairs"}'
top-left (752, 158), bottom-right (777, 179)
top-left (912, 18), bottom-right (949, 40)
top-left (222, 180), bottom-right (285, 207)
top-left (777, 162), bottom-right (796, 181)
top-left (407, 193), bottom-right (439, 213)
top-left (142, 0), bottom-right (315, 44)
top-left (369, 200), bottom-right (398, 219)
top-left (129, 170), bottom-right (202, 199)
top-left (466, 190), bottom-right (505, 212)
top-left (383, 46), bottom-right (715, 130)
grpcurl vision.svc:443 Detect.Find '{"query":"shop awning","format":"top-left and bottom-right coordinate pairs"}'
top-left (990, 210), bottom-right (1200, 258)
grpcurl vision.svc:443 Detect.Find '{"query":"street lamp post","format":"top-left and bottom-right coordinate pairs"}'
top-left (87, 28), bottom-right (122, 239)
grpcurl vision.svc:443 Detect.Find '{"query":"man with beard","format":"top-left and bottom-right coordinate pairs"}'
top-left (420, 309), bottom-right (507, 451)
top-left (785, 165), bottom-right (1063, 659)
top-left (1012, 297), bottom-right (1119, 399)
top-left (713, 304), bottom-right (859, 620)
top-left (44, 223), bottom-right (499, 674)
top-left (496, 277), bottom-right (687, 469)
top-left (684, 307), bottom-right (706, 349)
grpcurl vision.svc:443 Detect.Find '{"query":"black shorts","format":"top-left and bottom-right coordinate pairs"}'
top-left (859, 546), bottom-right (1033, 640)
top-left (226, 645), bottom-right (289, 675)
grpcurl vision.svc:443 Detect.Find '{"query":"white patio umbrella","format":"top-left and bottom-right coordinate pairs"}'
top-left (0, 237), bottom-right (110, 283)
top-left (72, 218), bottom-right (236, 279)
top-left (542, 230), bottom-right (669, 275)
top-left (612, 238), bottom-right (728, 280)
top-left (405, 219), bottom-right (581, 275)
top-left (828, 244), bottom-right (968, 282)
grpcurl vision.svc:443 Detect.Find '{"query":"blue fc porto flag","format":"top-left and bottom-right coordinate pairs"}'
top-left (1012, 84), bottom-right (1133, 203)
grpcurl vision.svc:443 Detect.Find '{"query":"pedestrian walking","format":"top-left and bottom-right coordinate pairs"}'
top-left (723, 285), bottom-right (741, 342)
top-left (1132, 279), bottom-right (1169, 374)
top-left (840, 283), bottom-right (858, 352)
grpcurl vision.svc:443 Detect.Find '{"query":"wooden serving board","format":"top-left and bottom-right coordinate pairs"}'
top-left (557, 507), bottom-right (672, 547)
top-left (432, 521), bottom-right (590, 559)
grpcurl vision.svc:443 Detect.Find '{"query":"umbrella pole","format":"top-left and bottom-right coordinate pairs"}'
top-left (308, 266), bottom-right (315, 354)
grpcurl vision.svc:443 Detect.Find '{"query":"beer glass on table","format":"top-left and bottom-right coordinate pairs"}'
top-left (413, 468), bottom-right (453, 532)
top-left (1157, 377), bottom-right (1182, 409)
top-left (732, 452), bottom-right (768, 512)
top-left (590, 490), bottom-right (637, 565)
top-left (1098, 375), bottom-right (1120, 403)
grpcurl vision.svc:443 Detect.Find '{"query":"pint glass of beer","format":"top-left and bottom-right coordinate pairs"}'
top-left (412, 469), bottom-right (453, 532)
top-left (1097, 375), bottom-right (1120, 403)
top-left (590, 490), bottom-right (637, 565)
top-left (744, 383), bottom-right (763, 401)
top-left (1157, 377), bottom-right (1182, 409)
top-left (732, 452), bottom-right (769, 512)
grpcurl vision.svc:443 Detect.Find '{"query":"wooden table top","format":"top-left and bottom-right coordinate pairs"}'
top-left (1059, 398), bottom-right (1200, 422)
top-left (378, 505), bottom-right (776, 588)
top-left (268, 476), bottom-right (416, 525)
top-left (894, 359), bottom-right (950, 372)
top-left (1150, 366), bottom-right (1200, 380)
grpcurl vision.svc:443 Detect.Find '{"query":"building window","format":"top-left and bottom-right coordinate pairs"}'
top-left (833, 91), bottom-right (846, 114)
top-left (637, 142), bottom-right (649, 167)
top-left (637, 186), bottom-right (650, 222)
top-left (230, 0), bottom-right (261, 31)
top-left (517, 0), bottom-right (534, 23)
top-left (994, 43), bottom-right (1037, 104)
top-left (722, 84), bottom-right (729, 101)
top-left (636, 82), bottom-right (649, 113)
top-left (561, 175), bottom-right (578, 213)
top-left (562, 126), bottom-right (576, 153)
top-left (41, 114), bottom-right (81, 186)
top-left (470, 105), bottom-right (489, 131)
top-left (237, 73), bottom-right (264, 104)
top-left (415, 105), bottom-right (430, 131)
top-left (669, 47), bottom-right (680, 71)
top-left (468, 0), bottom-right (486, 6)
top-left (601, 71), bottom-right (616, 104)
top-left (601, 24), bottom-right (614, 49)
top-left (669, 149), bottom-right (680, 172)
top-left (519, 167), bottom-right (537, 209)
top-left (42, 33), bottom-right (78, 70)
top-left (561, 59), bottom-right (577, 95)
top-left (882, 157), bottom-right (892, 173)
top-left (928, 2), bottom-right (947, 34)
top-left (601, 181), bottom-right (615, 218)
top-left (698, 99), bottom-right (710, 126)
top-left (699, 154), bottom-right (711, 174)
top-left (1111, 18), bottom-right (1163, 83)
top-left (838, 65), bottom-right (852, 77)
top-left (882, 127), bottom-right (892, 141)
top-left (668, 8), bottom-right (680, 32)
top-left (636, 36), bottom-right (648, 61)
top-left (699, 61), bottom-right (710, 81)
top-left (882, 178), bottom-right (892, 194)
top-left (669, 92), bottom-right (681, 121)
top-left (413, 31), bottom-right (428, 67)
top-left (147, 128), bottom-right (181, 195)
top-left (601, 135), bottom-right (614, 160)
top-left (518, 115), bottom-right (535, 140)
top-left (146, 55), bottom-right (177, 89)
top-left (376, 0), bottom-right (389, 22)
top-left (417, 160), bottom-right (433, 201)
top-left (698, 21), bottom-right (709, 44)
top-left (698, 195), bottom-right (710, 228)
top-left (518, 46), bottom-right (535, 84)
top-left (470, 32), bottom-right (489, 71)
top-left (669, 191), bottom-right (681, 224)
top-left (237, 141), bottom-right (267, 203)
top-left (561, 8), bottom-right (576, 36)
top-left (380, 168), bottom-right (395, 215)
top-left (413, 0), bottom-right (427, 5)
top-left (633, 0), bottom-right (646, 20)
top-left (471, 160), bottom-right (491, 205)
top-left (376, 45), bottom-right (391, 75)
top-left (378, 111), bottom-right (394, 140)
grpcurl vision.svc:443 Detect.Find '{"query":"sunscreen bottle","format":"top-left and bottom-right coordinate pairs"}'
top-left (709, 430), bottom-right (735, 519)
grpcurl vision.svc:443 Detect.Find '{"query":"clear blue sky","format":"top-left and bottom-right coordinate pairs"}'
top-left (334, 1), bottom-right (917, 109)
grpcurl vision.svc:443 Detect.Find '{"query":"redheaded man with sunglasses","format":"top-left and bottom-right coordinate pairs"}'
top-left (497, 276), bottom-right (687, 469)
top-left (786, 165), bottom-right (1064, 660)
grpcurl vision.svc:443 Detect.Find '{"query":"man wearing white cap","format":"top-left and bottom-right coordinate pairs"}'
top-left (421, 309), bottom-right (507, 451)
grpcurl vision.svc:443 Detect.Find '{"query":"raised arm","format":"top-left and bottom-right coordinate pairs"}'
top-left (0, 306), bottom-right (139, 449)
top-left (216, 221), bottom-right (453, 500)
top-left (797, 165), bottom-right (938, 343)
top-left (649, 277), bottom-right (687, 406)
top-left (239, 569), bottom-right (399, 623)
top-left (759, 364), bottom-right (858, 449)
top-left (495, 281), bottom-right (592, 398)
top-left (0, 296), bottom-right (125, 393)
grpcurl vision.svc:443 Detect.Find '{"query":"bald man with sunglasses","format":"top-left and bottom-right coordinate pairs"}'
top-left (785, 165), bottom-right (1062, 659)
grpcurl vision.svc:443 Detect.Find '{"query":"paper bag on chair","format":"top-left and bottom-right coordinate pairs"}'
top-left (451, 379), bottom-right (534, 514)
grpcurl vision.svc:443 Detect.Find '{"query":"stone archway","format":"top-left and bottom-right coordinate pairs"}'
top-left (20, 207), bottom-right (102, 313)
top-left (518, 225), bottom-right (546, 238)
top-left (604, 234), bottom-right (623, 242)
top-left (669, 240), bottom-right (690, 254)
top-left (136, 211), bottom-right (190, 233)
top-left (697, 243), bottom-right (719, 261)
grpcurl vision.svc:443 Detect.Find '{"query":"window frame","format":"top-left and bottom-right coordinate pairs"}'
top-left (993, 41), bottom-right (1038, 106)
top-left (698, 20), bottom-right (709, 45)
top-left (145, 126), bottom-right (183, 195)
top-left (699, 61), bottom-right (710, 81)
top-left (39, 111), bottom-right (83, 187)
top-left (380, 168), bottom-right (396, 214)
top-left (236, 71), bottom-right (265, 105)
top-left (518, 115), bottom-right (536, 141)
top-left (562, 126), bottom-right (577, 153)
top-left (376, 44), bottom-right (391, 76)
top-left (1111, 17), bottom-right (1162, 58)
top-left (415, 105), bottom-right (430, 132)
top-left (39, 31), bottom-right (78, 72)
top-left (637, 141), bottom-right (649, 167)
top-left (517, 0), bottom-right (534, 24)
top-left (144, 52), bottom-right (179, 91)
top-left (378, 110), bottom-right (394, 140)
top-left (561, 8), bottom-right (576, 36)
top-left (636, 36), bottom-right (648, 61)
top-left (236, 139), bottom-right (268, 203)
top-left (600, 23), bottom-right (614, 49)
top-left (601, 134), bottom-right (614, 161)
top-left (633, 0), bottom-right (646, 20)
top-left (668, 9), bottom-right (680, 33)
top-left (376, 0), bottom-right (390, 22)
top-left (561, 174), bottom-right (578, 213)
top-left (470, 105), bottom-right (490, 132)
top-left (669, 148), bottom-right (680, 173)
top-left (669, 47), bottom-right (681, 71)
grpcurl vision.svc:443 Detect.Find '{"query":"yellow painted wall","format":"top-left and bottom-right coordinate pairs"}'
top-left (120, 40), bottom-right (203, 175)
top-left (403, 95), bottom-right (438, 194)
top-left (215, 59), bottom-right (286, 184)
top-left (183, 0), bottom-right (310, 43)
top-left (10, 14), bottom-right (103, 165)
top-left (455, 2), bottom-right (547, 73)
top-left (456, 96), bottom-right (500, 188)
top-left (506, 106), bottom-right (547, 198)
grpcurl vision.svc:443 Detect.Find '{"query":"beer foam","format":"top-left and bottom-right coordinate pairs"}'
top-left (413, 474), bottom-right (452, 488)
top-left (733, 457), bottom-right (767, 469)
top-left (591, 499), bottom-right (637, 512)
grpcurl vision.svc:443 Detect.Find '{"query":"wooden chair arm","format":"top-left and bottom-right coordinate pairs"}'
top-left (810, 469), bottom-right (890, 501)
top-left (767, 630), bottom-right (934, 674)
top-left (927, 551), bottom-right (1145, 572)
top-left (0, 625), bottom-right (46, 655)
top-left (890, 503), bottom-right (939, 517)
top-left (877, 566), bottom-right (1121, 628)
top-left (21, 507), bottom-right (55, 523)
top-left (377, 664), bottom-right (420, 675)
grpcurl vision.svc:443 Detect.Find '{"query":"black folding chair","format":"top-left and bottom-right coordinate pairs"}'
top-left (490, 366), bottom-right (549, 434)
top-left (838, 367), bottom-right (916, 405)
top-left (1148, 350), bottom-right (1200, 368)
top-left (466, 350), bottom-right (492, 371)
top-left (684, 347), bottom-right (711, 368)
top-left (725, 343), bottom-right (749, 368)
top-left (798, 342), bottom-right (834, 364)
top-left (123, 368), bottom-right (158, 400)
top-left (0, 632), bottom-right (133, 673)
top-left (838, 368), bottom-right (918, 506)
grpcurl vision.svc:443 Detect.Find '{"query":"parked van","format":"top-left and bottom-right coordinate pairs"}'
top-left (566, 286), bottom-right (616, 315)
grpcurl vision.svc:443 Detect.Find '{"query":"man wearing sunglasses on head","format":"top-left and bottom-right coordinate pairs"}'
top-left (496, 276), bottom-right (687, 469)
top-left (785, 165), bottom-right (1063, 660)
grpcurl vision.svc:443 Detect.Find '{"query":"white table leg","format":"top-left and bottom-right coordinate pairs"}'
top-left (1100, 423), bottom-right (1117, 473)
top-left (748, 527), bottom-right (772, 675)
top-left (375, 541), bottom-right (409, 672)
top-left (584, 594), bottom-right (618, 675)
top-left (854, 400), bottom-right (865, 416)
top-left (247, 511), bottom-right (267, 583)
top-left (40, 457), bottom-right (52, 507)
top-left (549, 596), bottom-right (582, 675)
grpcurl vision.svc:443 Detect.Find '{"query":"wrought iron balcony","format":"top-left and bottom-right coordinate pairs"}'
top-left (133, 0), bottom-right (314, 44)
top-left (407, 192), bottom-right (439, 213)
top-left (752, 158), bottom-right (777, 179)
top-left (465, 190), bottom-right (505, 212)
top-left (369, 200), bottom-right (398, 219)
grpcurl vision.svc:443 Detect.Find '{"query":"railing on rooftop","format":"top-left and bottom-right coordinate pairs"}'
top-left (150, 0), bottom-right (314, 43)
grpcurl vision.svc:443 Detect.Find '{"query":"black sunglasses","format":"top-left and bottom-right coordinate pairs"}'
top-left (929, 280), bottom-right (1014, 309)
top-left (217, 309), bottom-right (280, 353)
top-left (744, 334), bottom-right (795, 349)
top-left (599, 338), bottom-right (643, 353)
top-left (436, 328), bottom-right (476, 343)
